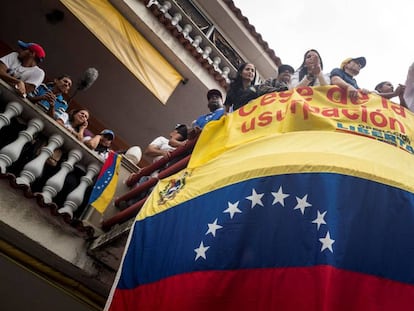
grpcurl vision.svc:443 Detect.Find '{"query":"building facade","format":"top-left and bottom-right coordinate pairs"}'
top-left (0, 1), bottom-right (280, 310)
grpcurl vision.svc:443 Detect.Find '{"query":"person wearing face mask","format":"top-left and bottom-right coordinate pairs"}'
top-left (330, 56), bottom-right (370, 100)
top-left (291, 49), bottom-right (330, 88)
top-left (192, 89), bottom-right (225, 132)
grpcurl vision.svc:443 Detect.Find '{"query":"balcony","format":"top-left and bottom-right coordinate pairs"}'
top-left (0, 77), bottom-right (199, 309)
top-left (0, 79), bottom-right (140, 309)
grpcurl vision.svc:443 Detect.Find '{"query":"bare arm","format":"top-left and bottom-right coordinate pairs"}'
top-left (28, 92), bottom-right (57, 118)
top-left (144, 144), bottom-right (170, 159)
top-left (404, 63), bottom-right (414, 111)
top-left (331, 75), bottom-right (358, 100)
top-left (0, 62), bottom-right (36, 96)
top-left (84, 134), bottom-right (101, 150)
top-left (169, 137), bottom-right (187, 148)
top-left (315, 72), bottom-right (329, 86)
top-left (377, 84), bottom-right (408, 107)
top-left (0, 62), bottom-right (20, 85)
top-left (294, 75), bottom-right (315, 87)
top-left (397, 84), bottom-right (408, 108)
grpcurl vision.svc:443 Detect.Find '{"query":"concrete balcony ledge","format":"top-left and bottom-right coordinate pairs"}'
top-left (0, 80), bottom-right (136, 237)
top-left (0, 80), bottom-right (142, 305)
top-left (0, 77), bottom-right (138, 245)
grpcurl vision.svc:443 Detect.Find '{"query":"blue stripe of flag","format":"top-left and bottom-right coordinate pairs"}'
top-left (118, 172), bottom-right (414, 289)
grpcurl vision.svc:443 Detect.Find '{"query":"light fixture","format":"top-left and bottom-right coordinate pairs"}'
top-left (45, 9), bottom-right (64, 25)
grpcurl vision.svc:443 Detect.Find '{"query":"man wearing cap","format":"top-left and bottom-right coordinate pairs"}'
top-left (0, 40), bottom-right (46, 97)
top-left (84, 129), bottom-right (115, 160)
top-left (192, 89), bottom-right (225, 131)
top-left (330, 57), bottom-right (370, 100)
top-left (257, 64), bottom-right (295, 96)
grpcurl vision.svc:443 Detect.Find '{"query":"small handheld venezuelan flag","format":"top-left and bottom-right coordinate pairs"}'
top-left (88, 151), bottom-right (121, 214)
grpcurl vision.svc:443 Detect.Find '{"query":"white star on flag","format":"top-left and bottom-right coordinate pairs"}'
top-left (194, 241), bottom-right (210, 260)
top-left (319, 231), bottom-right (335, 253)
top-left (271, 186), bottom-right (289, 206)
top-left (294, 194), bottom-right (312, 215)
top-left (223, 201), bottom-right (242, 219)
top-left (246, 188), bottom-right (264, 208)
top-left (206, 218), bottom-right (223, 237)
top-left (312, 210), bottom-right (327, 230)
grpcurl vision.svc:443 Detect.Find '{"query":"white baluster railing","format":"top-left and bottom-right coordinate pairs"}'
top-left (0, 118), bottom-right (44, 173)
top-left (58, 163), bottom-right (100, 219)
top-left (0, 101), bottom-right (23, 130)
top-left (41, 149), bottom-right (83, 204)
top-left (15, 134), bottom-right (64, 186)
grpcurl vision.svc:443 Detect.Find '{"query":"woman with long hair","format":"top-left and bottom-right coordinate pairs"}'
top-left (291, 49), bottom-right (330, 88)
top-left (224, 62), bottom-right (259, 112)
top-left (62, 108), bottom-right (90, 142)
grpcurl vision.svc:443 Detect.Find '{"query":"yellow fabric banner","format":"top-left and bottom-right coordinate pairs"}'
top-left (139, 130), bottom-right (414, 220)
top-left (60, 0), bottom-right (183, 104)
top-left (138, 86), bottom-right (414, 219)
top-left (189, 86), bottom-right (414, 168)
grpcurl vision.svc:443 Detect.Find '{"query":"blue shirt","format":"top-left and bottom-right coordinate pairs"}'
top-left (330, 68), bottom-right (359, 89)
top-left (193, 108), bottom-right (225, 129)
top-left (30, 83), bottom-right (68, 115)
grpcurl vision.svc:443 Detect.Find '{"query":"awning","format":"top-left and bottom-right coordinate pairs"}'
top-left (60, 0), bottom-right (183, 104)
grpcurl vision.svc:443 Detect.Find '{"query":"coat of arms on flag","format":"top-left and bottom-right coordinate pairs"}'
top-left (105, 87), bottom-right (414, 310)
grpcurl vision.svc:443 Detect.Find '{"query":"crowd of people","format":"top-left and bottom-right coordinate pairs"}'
top-left (0, 40), bottom-right (117, 161)
top-left (2, 40), bottom-right (414, 215)
top-left (224, 49), bottom-right (412, 111)
top-left (0, 40), bottom-right (119, 219)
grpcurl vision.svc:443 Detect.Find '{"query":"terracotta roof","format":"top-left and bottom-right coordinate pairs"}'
top-left (142, 0), bottom-right (281, 87)
top-left (222, 0), bottom-right (281, 67)
top-left (144, 0), bottom-right (228, 88)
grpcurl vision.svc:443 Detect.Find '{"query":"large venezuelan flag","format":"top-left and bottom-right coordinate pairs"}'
top-left (106, 86), bottom-right (414, 310)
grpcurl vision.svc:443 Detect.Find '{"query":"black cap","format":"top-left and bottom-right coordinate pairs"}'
top-left (207, 89), bottom-right (223, 100)
top-left (100, 129), bottom-right (115, 140)
top-left (278, 64), bottom-right (294, 74)
top-left (175, 124), bottom-right (188, 140)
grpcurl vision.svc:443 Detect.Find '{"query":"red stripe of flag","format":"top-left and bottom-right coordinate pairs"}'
top-left (109, 266), bottom-right (414, 310)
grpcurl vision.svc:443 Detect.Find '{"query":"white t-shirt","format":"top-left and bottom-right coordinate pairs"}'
top-left (149, 136), bottom-right (175, 162)
top-left (0, 52), bottom-right (45, 87)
